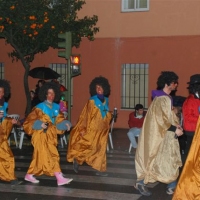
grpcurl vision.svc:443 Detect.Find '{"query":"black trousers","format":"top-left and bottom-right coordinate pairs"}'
top-left (184, 131), bottom-right (194, 156)
top-left (178, 134), bottom-right (187, 152)
top-left (181, 131), bottom-right (194, 165)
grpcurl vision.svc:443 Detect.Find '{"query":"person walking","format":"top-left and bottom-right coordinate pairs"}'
top-left (134, 71), bottom-right (183, 196)
top-left (67, 76), bottom-right (112, 176)
top-left (182, 74), bottom-right (200, 158)
top-left (0, 79), bottom-right (22, 186)
top-left (23, 82), bottom-right (73, 186)
top-left (127, 104), bottom-right (146, 150)
top-left (172, 113), bottom-right (200, 199)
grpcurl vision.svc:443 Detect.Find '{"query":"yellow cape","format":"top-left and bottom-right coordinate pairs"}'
top-left (135, 96), bottom-right (182, 184)
top-left (67, 99), bottom-right (112, 172)
top-left (173, 117), bottom-right (200, 200)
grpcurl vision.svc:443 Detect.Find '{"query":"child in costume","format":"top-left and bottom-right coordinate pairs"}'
top-left (23, 82), bottom-right (73, 186)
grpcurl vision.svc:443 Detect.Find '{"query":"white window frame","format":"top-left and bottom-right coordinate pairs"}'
top-left (121, 0), bottom-right (149, 12)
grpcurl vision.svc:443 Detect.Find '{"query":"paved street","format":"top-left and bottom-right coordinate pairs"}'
top-left (0, 129), bottom-right (174, 200)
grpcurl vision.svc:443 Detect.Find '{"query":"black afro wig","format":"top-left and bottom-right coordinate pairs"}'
top-left (0, 79), bottom-right (11, 97)
top-left (38, 82), bottom-right (61, 102)
top-left (89, 76), bottom-right (111, 97)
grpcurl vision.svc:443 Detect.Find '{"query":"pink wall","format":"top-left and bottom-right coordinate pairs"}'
top-left (72, 35), bottom-right (200, 128)
top-left (1, 35), bottom-right (200, 128)
top-left (79, 1), bottom-right (200, 38)
top-left (0, 1), bottom-right (200, 130)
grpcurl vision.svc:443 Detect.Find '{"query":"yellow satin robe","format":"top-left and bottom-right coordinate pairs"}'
top-left (67, 99), bottom-right (112, 172)
top-left (135, 96), bottom-right (182, 184)
top-left (0, 117), bottom-right (16, 181)
top-left (23, 107), bottom-right (66, 176)
top-left (173, 117), bottom-right (200, 200)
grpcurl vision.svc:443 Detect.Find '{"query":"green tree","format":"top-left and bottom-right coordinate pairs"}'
top-left (0, 0), bottom-right (99, 114)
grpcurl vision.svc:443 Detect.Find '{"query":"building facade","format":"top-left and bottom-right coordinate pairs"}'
top-left (0, 0), bottom-right (200, 128)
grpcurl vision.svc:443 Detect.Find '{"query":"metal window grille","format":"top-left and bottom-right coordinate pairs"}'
top-left (121, 63), bottom-right (149, 109)
top-left (49, 63), bottom-right (68, 86)
top-left (121, 0), bottom-right (149, 12)
top-left (49, 63), bottom-right (73, 104)
top-left (0, 63), bottom-right (5, 79)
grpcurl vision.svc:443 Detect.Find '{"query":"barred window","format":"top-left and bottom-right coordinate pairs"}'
top-left (121, 63), bottom-right (149, 109)
top-left (0, 63), bottom-right (5, 79)
top-left (49, 63), bottom-right (68, 86)
top-left (121, 0), bottom-right (149, 12)
top-left (49, 63), bottom-right (73, 103)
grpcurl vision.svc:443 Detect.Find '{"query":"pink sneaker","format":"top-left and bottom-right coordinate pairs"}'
top-left (24, 174), bottom-right (40, 183)
top-left (54, 172), bottom-right (73, 186)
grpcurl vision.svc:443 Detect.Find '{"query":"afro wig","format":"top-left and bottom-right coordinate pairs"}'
top-left (0, 79), bottom-right (11, 98)
top-left (157, 71), bottom-right (178, 90)
top-left (89, 76), bottom-right (111, 97)
top-left (38, 82), bottom-right (61, 102)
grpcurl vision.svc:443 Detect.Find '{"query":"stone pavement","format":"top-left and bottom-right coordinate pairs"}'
top-left (0, 128), bottom-right (174, 200)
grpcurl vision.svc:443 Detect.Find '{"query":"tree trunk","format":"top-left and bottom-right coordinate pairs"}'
top-left (24, 64), bottom-right (31, 116)
top-left (19, 58), bottom-right (31, 117)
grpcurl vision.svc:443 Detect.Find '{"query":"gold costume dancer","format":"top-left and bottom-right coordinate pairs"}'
top-left (67, 76), bottom-right (112, 175)
top-left (134, 71), bottom-right (183, 196)
top-left (0, 79), bottom-right (21, 185)
top-left (173, 116), bottom-right (200, 200)
top-left (24, 82), bottom-right (73, 186)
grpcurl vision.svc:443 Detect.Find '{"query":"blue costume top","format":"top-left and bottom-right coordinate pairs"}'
top-left (90, 95), bottom-right (109, 118)
top-left (36, 101), bottom-right (59, 124)
top-left (33, 101), bottom-right (71, 130)
top-left (0, 102), bottom-right (8, 121)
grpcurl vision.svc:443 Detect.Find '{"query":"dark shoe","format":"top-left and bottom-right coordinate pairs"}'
top-left (95, 172), bottom-right (108, 177)
top-left (166, 187), bottom-right (175, 195)
top-left (73, 159), bottom-right (79, 173)
top-left (134, 182), bottom-right (152, 196)
top-left (10, 179), bottom-right (23, 185)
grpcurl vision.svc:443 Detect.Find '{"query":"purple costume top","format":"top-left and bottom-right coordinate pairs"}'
top-left (152, 90), bottom-right (173, 107)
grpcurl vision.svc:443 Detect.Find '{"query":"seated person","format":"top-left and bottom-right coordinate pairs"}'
top-left (127, 104), bottom-right (146, 149)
